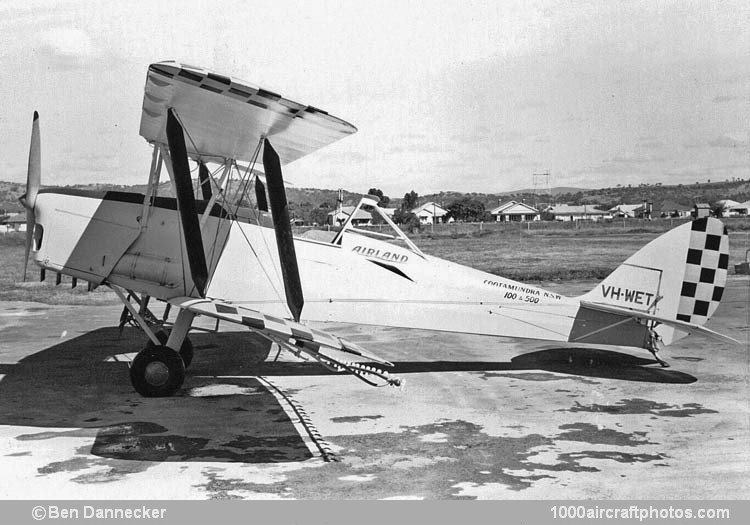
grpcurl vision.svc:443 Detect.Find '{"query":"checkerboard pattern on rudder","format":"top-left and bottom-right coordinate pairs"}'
top-left (676, 218), bottom-right (729, 324)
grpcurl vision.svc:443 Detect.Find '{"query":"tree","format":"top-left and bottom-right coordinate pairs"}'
top-left (367, 188), bottom-right (390, 207)
top-left (392, 209), bottom-right (421, 232)
top-left (309, 207), bottom-right (329, 226)
top-left (447, 197), bottom-right (485, 222)
top-left (402, 190), bottom-right (419, 211)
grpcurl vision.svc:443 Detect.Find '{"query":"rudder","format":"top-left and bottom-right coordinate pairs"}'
top-left (580, 217), bottom-right (729, 345)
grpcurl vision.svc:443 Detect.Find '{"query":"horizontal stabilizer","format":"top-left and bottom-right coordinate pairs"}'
top-left (580, 300), bottom-right (740, 345)
top-left (580, 217), bottom-right (730, 346)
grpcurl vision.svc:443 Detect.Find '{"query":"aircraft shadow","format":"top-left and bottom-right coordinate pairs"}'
top-left (0, 328), bottom-right (696, 466)
top-left (0, 327), bottom-right (315, 464)
top-left (251, 347), bottom-right (697, 385)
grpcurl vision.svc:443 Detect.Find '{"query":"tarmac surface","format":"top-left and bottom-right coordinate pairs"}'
top-left (0, 278), bottom-right (747, 499)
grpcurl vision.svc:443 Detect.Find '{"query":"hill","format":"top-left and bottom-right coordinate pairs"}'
top-left (2, 178), bottom-right (749, 223)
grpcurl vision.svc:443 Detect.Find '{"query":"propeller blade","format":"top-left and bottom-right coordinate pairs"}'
top-left (21, 111), bottom-right (41, 282)
top-left (263, 138), bottom-right (304, 322)
top-left (255, 176), bottom-right (268, 212)
top-left (25, 111), bottom-right (41, 210)
top-left (166, 109), bottom-right (209, 297)
top-left (198, 161), bottom-right (212, 200)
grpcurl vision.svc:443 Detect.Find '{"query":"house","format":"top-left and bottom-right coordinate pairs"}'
top-left (410, 202), bottom-right (450, 225)
top-left (608, 204), bottom-right (642, 218)
top-left (728, 200), bottom-right (750, 216)
top-left (327, 206), bottom-right (372, 226)
top-left (380, 208), bottom-right (397, 219)
top-left (656, 200), bottom-right (692, 218)
top-left (609, 203), bottom-right (658, 219)
top-left (715, 199), bottom-right (740, 216)
top-left (692, 203), bottom-right (712, 219)
top-left (545, 204), bottom-right (609, 222)
top-left (2, 213), bottom-right (27, 232)
top-left (608, 204), bottom-right (643, 219)
top-left (490, 200), bottom-right (539, 222)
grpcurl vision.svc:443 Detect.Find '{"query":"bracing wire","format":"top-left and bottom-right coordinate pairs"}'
top-left (164, 112), bottom-right (292, 318)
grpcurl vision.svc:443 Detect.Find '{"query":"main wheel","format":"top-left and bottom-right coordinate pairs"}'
top-left (130, 345), bottom-right (185, 397)
top-left (146, 330), bottom-right (194, 368)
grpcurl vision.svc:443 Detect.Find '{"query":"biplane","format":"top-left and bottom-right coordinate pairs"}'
top-left (19, 61), bottom-right (737, 397)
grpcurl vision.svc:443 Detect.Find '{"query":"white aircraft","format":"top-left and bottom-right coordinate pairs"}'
top-left (19, 61), bottom-right (737, 397)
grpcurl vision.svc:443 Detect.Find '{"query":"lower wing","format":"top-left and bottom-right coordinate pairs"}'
top-left (168, 296), bottom-right (401, 387)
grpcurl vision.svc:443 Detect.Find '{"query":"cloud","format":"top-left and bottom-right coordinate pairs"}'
top-left (38, 27), bottom-right (97, 69)
top-left (516, 99), bottom-right (547, 110)
top-left (491, 152), bottom-right (526, 161)
top-left (636, 139), bottom-right (664, 149)
top-left (712, 95), bottom-right (740, 103)
top-left (398, 133), bottom-right (428, 141)
top-left (389, 143), bottom-right (445, 154)
top-left (449, 133), bottom-right (484, 144)
top-left (708, 132), bottom-right (748, 148)
top-left (609, 153), bottom-right (666, 164)
top-left (561, 115), bottom-right (589, 123)
top-left (449, 125), bottom-right (492, 144)
top-left (319, 149), bottom-right (367, 163)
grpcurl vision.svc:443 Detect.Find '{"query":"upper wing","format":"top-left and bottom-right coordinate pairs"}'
top-left (168, 296), bottom-right (401, 387)
top-left (139, 61), bottom-right (357, 164)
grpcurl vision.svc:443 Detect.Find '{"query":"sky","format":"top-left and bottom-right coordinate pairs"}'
top-left (0, 0), bottom-right (748, 196)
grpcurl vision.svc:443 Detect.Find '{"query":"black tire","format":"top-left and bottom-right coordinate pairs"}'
top-left (146, 330), bottom-right (194, 368)
top-left (130, 345), bottom-right (185, 397)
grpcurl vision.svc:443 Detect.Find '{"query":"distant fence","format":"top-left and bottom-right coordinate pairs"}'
top-left (295, 216), bottom-right (750, 239)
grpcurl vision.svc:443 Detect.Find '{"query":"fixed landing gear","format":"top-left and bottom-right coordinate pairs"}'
top-left (128, 308), bottom-right (196, 396)
top-left (646, 328), bottom-right (670, 368)
top-left (130, 345), bottom-right (185, 397)
top-left (146, 330), bottom-right (194, 368)
top-left (111, 286), bottom-right (197, 397)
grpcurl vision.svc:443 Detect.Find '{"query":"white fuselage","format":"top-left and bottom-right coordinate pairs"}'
top-left (32, 189), bottom-right (639, 347)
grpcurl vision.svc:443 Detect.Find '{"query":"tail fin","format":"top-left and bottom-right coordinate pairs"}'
top-left (580, 218), bottom-right (729, 345)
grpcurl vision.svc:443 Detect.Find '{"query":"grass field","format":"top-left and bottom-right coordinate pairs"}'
top-left (1, 218), bottom-right (748, 305)
top-left (0, 234), bottom-right (116, 305)
top-left (411, 219), bottom-right (750, 281)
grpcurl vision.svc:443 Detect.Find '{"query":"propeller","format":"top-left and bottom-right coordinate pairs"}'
top-left (20, 111), bottom-right (41, 282)
top-left (263, 138), bottom-right (304, 322)
top-left (165, 108), bottom-right (209, 297)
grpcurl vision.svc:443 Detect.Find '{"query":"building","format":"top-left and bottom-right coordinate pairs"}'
top-left (1, 213), bottom-right (27, 232)
top-left (656, 200), bottom-right (692, 218)
top-left (728, 200), bottom-right (750, 216)
top-left (490, 200), bottom-right (539, 222)
top-left (608, 204), bottom-right (642, 218)
top-left (693, 203), bottom-right (712, 219)
top-left (545, 204), bottom-right (609, 222)
top-left (715, 199), bottom-right (740, 216)
top-left (410, 202), bottom-right (450, 225)
top-left (327, 206), bottom-right (372, 226)
top-left (380, 208), bottom-right (397, 219)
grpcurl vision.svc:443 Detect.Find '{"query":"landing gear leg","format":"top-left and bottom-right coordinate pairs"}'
top-left (646, 328), bottom-right (669, 368)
